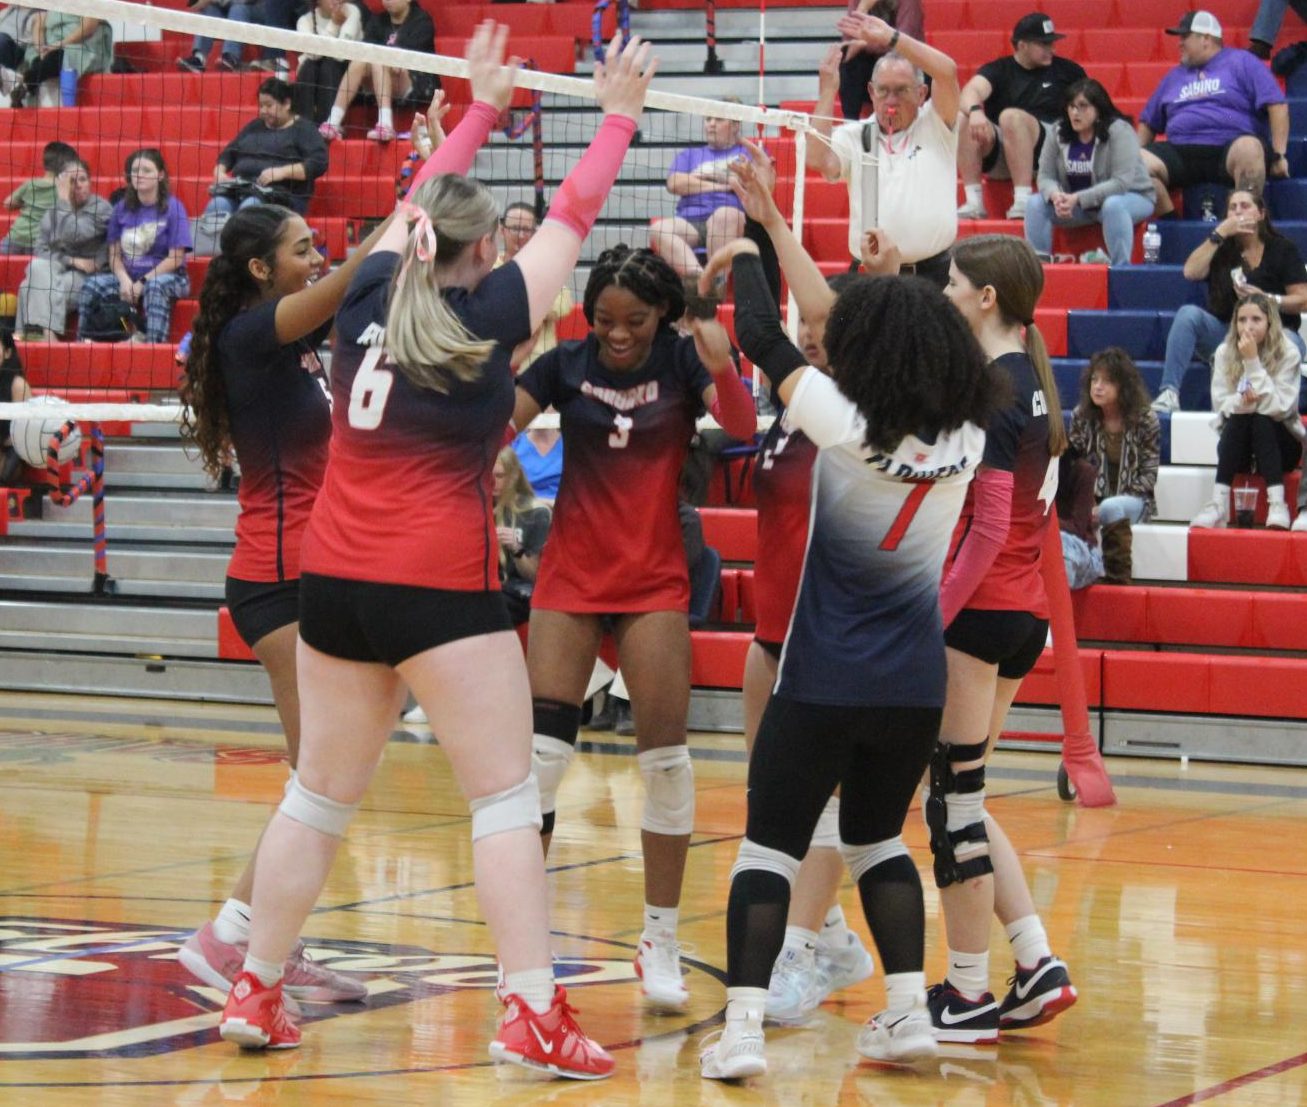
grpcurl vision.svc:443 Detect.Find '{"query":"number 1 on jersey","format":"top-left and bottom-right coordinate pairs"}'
top-left (347, 346), bottom-right (395, 431)
top-left (880, 481), bottom-right (932, 551)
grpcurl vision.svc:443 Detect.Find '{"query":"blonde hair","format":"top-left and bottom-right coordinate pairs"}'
top-left (1220, 293), bottom-right (1291, 387)
top-left (951, 234), bottom-right (1067, 457)
top-left (385, 174), bottom-right (500, 393)
top-left (493, 445), bottom-right (539, 524)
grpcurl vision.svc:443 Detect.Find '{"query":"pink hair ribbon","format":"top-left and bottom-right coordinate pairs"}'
top-left (396, 201), bottom-right (438, 290)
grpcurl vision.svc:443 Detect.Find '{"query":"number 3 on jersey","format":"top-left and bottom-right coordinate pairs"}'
top-left (347, 347), bottom-right (395, 430)
top-left (609, 413), bottom-right (634, 449)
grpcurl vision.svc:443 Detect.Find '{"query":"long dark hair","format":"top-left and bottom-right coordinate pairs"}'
top-left (180, 205), bottom-right (297, 479)
top-left (822, 275), bottom-right (1006, 453)
top-left (1057, 78), bottom-right (1130, 144)
top-left (582, 245), bottom-right (685, 330)
top-left (1078, 347), bottom-right (1152, 428)
top-left (1210, 189), bottom-right (1283, 321)
top-left (122, 148), bottom-right (171, 214)
top-left (0, 326), bottom-right (21, 372)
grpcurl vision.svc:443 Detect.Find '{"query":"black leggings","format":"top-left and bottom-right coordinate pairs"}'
top-left (727, 695), bottom-right (941, 988)
top-left (22, 48), bottom-right (65, 93)
top-left (1215, 413), bottom-right (1302, 486)
top-left (293, 57), bottom-right (347, 124)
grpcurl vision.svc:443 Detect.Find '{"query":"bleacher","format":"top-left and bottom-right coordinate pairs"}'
top-left (3, 0), bottom-right (1307, 763)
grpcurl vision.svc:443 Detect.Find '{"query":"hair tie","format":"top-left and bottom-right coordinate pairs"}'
top-left (396, 201), bottom-right (438, 290)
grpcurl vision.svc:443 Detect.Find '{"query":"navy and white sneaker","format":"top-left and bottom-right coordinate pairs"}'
top-left (997, 956), bottom-right (1077, 1030)
top-left (926, 982), bottom-right (1000, 1044)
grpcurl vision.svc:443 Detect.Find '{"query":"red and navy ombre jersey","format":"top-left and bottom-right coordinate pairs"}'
top-left (751, 412), bottom-right (817, 644)
top-left (517, 330), bottom-right (712, 612)
top-left (301, 251), bottom-right (531, 590)
top-left (949, 352), bottom-right (1058, 617)
top-left (220, 298), bottom-right (332, 583)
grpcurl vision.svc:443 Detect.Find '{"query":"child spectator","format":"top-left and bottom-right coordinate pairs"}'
top-left (1191, 294), bottom-right (1304, 530)
top-left (12, 8), bottom-right (111, 105)
top-left (292, 0), bottom-right (365, 123)
top-left (1, 141), bottom-right (78, 255)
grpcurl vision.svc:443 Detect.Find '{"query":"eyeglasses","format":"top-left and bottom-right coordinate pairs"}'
top-left (871, 84), bottom-right (916, 99)
top-left (501, 222), bottom-right (535, 236)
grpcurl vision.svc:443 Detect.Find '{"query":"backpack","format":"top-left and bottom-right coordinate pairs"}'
top-left (80, 297), bottom-right (142, 342)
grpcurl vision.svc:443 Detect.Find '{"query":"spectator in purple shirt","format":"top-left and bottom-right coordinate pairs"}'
top-left (1137, 10), bottom-right (1289, 218)
top-left (648, 107), bottom-right (747, 279)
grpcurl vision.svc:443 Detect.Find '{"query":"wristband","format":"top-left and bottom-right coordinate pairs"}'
top-left (1207, 230), bottom-right (1224, 246)
top-left (889, 29), bottom-right (900, 50)
top-left (967, 104), bottom-right (983, 113)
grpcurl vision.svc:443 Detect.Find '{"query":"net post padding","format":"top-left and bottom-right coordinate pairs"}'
top-left (1039, 510), bottom-right (1117, 808)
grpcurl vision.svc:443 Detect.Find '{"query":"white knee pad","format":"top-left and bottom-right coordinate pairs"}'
top-left (811, 795), bottom-right (840, 850)
top-left (532, 735), bottom-right (575, 816)
top-left (638, 745), bottom-right (695, 835)
top-left (946, 789), bottom-right (989, 860)
top-left (840, 835), bottom-right (910, 884)
top-left (278, 777), bottom-right (358, 838)
top-left (469, 775), bottom-right (543, 841)
top-left (283, 768), bottom-right (298, 798)
top-left (730, 837), bottom-right (802, 886)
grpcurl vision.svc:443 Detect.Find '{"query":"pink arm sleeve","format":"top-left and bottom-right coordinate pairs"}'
top-left (544, 115), bottom-right (638, 239)
top-left (939, 467), bottom-right (1014, 628)
top-left (708, 368), bottom-right (758, 441)
top-left (407, 101), bottom-right (501, 194)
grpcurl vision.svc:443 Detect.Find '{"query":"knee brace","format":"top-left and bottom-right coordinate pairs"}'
top-left (925, 741), bottom-right (993, 888)
top-left (469, 775), bottom-right (543, 841)
top-left (278, 776), bottom-right (359, 838)
top-left (840, 835), bottom-right (910, 884)
top-left (730, 837), bottom-right (802, 886)
top-left (532, 697), bottom-right (581, 835)
top-left (810, 794), bottom-right (841, 850)
top-left (638, 745), bottom-right (695, 835)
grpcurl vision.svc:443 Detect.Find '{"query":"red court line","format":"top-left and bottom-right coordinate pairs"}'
top-left (1155, 1052), bottom-right (1307, 1105)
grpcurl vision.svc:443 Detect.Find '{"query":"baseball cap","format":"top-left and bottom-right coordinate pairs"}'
top-left (1165, 10), bottom-right (1223, 38)
top-left (1012, 12), bottom-right (1066, 44)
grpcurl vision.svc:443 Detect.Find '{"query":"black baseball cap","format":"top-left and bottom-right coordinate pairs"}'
top-left (1164, 10), bottom-right (1223, 38)
top-left (1012, 12), bottom-right (1067, 44)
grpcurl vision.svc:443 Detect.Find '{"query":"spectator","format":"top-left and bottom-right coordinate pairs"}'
top-left (1056, 452), bottom-right (1104, 589)
top-left (493, 445), bottom-right (552, 627)
top-left (838, 0), bottom-right (923, 123)
top-left (1192, 294), bottom-right (1304, 529)
top-left (177, 0), bottom-right (261, 74)
top-left (12, 7), bottom-right (111, 106)
top-left (499, 201), bottom-right (574, 368)
top-left (205, 78), bottom-right (329, 218)
top-left (1152, 188), bottom-right (1307, 412)
top-left (78, 149), bottom-right (192, 345)
top-left (649, 107), bottom-right (748, 279)
top-left (1248, 0), bottom-right (1307, 60)
top-left (1025, 79), bottom-right (1155, 266)
top-left (317, 0), bottom-right (437, 144)
top-left (512, 422), bottom-right (562, 501)
top-left (0, 327), bottom-right (32, 484)
top-left (0, 5), bottom-right (37, 102)
top-left (1069, 348), bottom-right (1161, 583)
top-left (1, 140), bottom-right (78, 255)
top-left (808, 12), bottom-right (960, 285)
top-left (292, 0), bottom-right (365, 123)
top-left (957, 12), bottom-right (1087, 220)
top-left (16, 158), bottom-right (111, 341)
top-left (1138, 11), bottom-right (1288, 218)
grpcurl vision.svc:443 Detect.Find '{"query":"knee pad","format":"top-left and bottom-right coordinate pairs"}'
top-left (840, 835), bottom-right (909, 884)
top-left (925, 741), bottom-right (994, 888)
top-left (532, 697), bottom-right (581, 832)
top-left (730, 837), bottom-right (802, 886)
top-left (283, 767), bottom-right (298, 798)
top-left (278, 777), bottom-right (358, 838)
top-left (469, 775), bottom-right (543, 841)
top-left (638, 745), bottom-right (695, 836)
top-left (811, 794), bottom-right (840, 850)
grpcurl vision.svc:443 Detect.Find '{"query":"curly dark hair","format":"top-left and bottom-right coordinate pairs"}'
top-left (180, 205), bottom-right (297, 480)
top-left (1078, 347), bottom-right (1152, 428)
top-left (122, 148), bottom-right (171, 214)
top-left (582, 245), bottom-right (685, 327)
top-left (822, 275), bottom-right (1007, 453)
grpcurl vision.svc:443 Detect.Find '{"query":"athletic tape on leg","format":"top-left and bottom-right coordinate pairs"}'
top-left (637, 745), bottom-right (695, 835)
top-left (278, 777), bottom-right (359, 838)
top-left (840, 835), bottom-right (909, 884)
top-left (730, 837), bottom-right (803, 886)
top-left (469, 775), bottom-right (543, 841)
top-left (811, 794), bottom-right (840, 850)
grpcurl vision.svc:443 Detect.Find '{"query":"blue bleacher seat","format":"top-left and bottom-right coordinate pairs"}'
top-left (1266, 179), bottom-right (1307, 222)
top-left (1053, 358), bottom-right (1164, 401)
top-left (1157, 220), bottom-right (1307, 265)
top-left (1108, 266), bottom-right (1204, 310)
top-left (1287, 97), bottom-right (1307, 135)
top-left (1181, 183), bottom-right (1229, 222)
top-left (1067, 310), bottom-right (1173, 359)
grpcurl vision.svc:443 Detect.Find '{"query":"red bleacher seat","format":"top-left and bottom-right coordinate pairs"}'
top-left (1188, 531), bottom-right (1307, 588)
top-left (1081, 28), bottom-right (1169, 63)
top-left (1013, 647), bottom-right (1103, 707)
top-left (17, 342), bottom-right (179, 391)
top-left (701, 507), bottom-right (757, 563)
top-left (689, 630), bottom-right (751, 689)
top-left (925, 30), bottom-right (1009, 68)
top-left (218, 607), bottom-right (256, 662)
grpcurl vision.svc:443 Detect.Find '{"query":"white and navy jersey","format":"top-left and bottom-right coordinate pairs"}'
top-left (775, 370), bottom-right (985, 708)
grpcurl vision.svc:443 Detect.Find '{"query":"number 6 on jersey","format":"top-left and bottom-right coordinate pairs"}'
top-left (348, 347), bottom-right (395, 430)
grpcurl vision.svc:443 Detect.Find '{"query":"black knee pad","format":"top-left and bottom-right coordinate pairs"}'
top-left (532, 697), bottom-right (582, 744)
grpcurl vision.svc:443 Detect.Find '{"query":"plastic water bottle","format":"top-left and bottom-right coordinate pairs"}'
top-left (59, 66), bottom-right (77, 107)
top-left (1200, 196), bottom-right (1218, 222)
top-left (1142, 223), bottom-right (1162, 265)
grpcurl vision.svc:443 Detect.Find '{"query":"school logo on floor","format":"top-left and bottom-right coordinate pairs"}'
top-left (0, 917), bottom-right (662, 1059)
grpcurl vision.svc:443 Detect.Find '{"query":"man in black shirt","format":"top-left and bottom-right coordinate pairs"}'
top-left (956, 12), bottom-right (1086, 219)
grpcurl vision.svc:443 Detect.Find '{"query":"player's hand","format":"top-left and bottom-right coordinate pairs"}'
top-left (690, 317), bottom-right (735, 375)
top-left (699, 238), bottom-right (760, 296)
top-left (818, 44), bottom-right (842, 99)
top-left (466, 21), bottom-right (519, 113)
top-left (859, 228), bottom-right (901, 275)
top-left (728, 139), bottom-right (782, 227)
top-left (836, 12), bottom-right (895, 50)
top-left (412, 89), bottom-right (449, 159)
top-left (595, 31), bottom-right (656, 122)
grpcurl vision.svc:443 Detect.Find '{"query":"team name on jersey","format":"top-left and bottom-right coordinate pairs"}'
top-left (1177, 75), bottom-right (1223, 102)
top-left (357, 322), bottom-right (387, 348)
top-left (1032, 389), bottom-right (1048, 416)
top-left (866, 451), bottom-right (971, 481)
top-left (580, 379), bottom-right (661, 412)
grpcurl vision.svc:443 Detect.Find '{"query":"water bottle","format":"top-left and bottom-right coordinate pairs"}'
top-left (1200, 196), bottom-right (1218, 223)
top-left (1142, 223), bottom-right (1162, 265)
top-left (59, 66), bottom-right (77, 107)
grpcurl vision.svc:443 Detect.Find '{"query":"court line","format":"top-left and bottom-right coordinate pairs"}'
top-left (1153, 1051), bottom-right (1307, 1105)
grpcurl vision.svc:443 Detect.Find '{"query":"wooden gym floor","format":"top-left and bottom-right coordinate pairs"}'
top-left (0, 690), bottom-right (1305, 1105)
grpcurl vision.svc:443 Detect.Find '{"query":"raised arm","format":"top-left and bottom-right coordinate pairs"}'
top-left (837, 11), bottom-right (959, 124)
top-left (807, 45), bottom-right (846, 181)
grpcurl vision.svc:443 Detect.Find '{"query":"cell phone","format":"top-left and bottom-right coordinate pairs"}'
top-left (1231, 267), bottom-right (1248, 289)
top-left (682, 281), bottom-right (721, 321)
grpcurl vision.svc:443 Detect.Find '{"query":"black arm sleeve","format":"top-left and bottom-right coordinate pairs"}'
top-left (731, 252), bottom-right (807, 391)
top-left (743, 216), bottom-right (782, 307)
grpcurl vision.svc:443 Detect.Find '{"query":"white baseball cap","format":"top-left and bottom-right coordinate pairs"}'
top-left (1165, 10), bottom-right (1223, 39)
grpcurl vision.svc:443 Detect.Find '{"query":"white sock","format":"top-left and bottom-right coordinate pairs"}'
top-left (503, 967), bottom-right (555, 1015)
top-left (1268, 484), bottom-right (1286, 505)
top-left (327, 105), bottom-right (345, 127)
top-left (1006, 915), bottom-right (1052, 970)
top-left (782, 925), bottom-right (818, 954)
top-left (820, 904), bottom-right (851, 948)
top-left (882, 970), bottom-right (926, 1015)
top-left (243, 952), bottom-right (283, 987)
top-left (724, 986), bottom-right (768, 1022)
top-left (945, 948), bottom-right (990, 1001)
top-left (378, 106), bottom-right (394, 129)
top-left (644, 904), bottom-right (677, 938)
top-left (964, 184), bottom-right (983, 207)
top-left (1212, 482), bottom-right (1231, 509)
top-left (212, 898), bottom-right (252, 945)
top-left (1013, 185), bottom-right (1032, 205)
